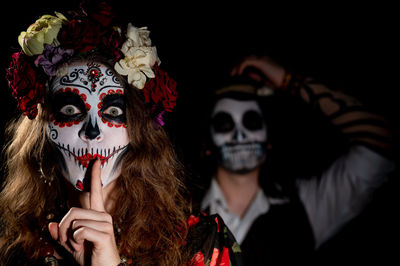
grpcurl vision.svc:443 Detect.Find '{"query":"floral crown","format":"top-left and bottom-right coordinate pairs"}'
top-left (5, 1), bottom-right (177, 128)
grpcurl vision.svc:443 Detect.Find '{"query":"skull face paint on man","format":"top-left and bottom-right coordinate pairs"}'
top-left (48, 61), bottom-right (129, 191)
top-left (211, 98), bottom-right (267, 173)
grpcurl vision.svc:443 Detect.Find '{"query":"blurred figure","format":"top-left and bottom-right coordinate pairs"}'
top-left (197, 56), bottom-right (394, 265)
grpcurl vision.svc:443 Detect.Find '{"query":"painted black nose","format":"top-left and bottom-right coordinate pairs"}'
top-left (85, 122), bottom-right (101, 140)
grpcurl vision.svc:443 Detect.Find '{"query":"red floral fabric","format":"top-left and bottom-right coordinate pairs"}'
top-left (185, 213), bottom-right (243, 266)
top-left (187, 215), bottom-right (200, 228)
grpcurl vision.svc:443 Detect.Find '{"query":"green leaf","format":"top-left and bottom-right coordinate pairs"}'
top-left (232, 242), bottom-right (241, 253)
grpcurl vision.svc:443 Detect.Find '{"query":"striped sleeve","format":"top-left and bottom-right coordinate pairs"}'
top-left (282, 74), bottom-right (393, 156)
top-left (283, 73), bottom-right (395, 247)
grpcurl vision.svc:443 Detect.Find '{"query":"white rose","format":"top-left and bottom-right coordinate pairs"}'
top-left (126, 23), bottom-right (152, 47)
top-left (114, 47), bottom-right (159, 89)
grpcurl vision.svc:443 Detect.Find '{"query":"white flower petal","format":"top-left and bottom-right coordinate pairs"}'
top-left (114, 60), bottom-right (129, 76)
top-left (140, 66), bottom-right (155, 79)
top-left (134, 47), bottom-right (157, 66)
top-left (128, 70), bottom-right (146, 89)
top-left (126, 23), bottom-right (140, 45)
top-left (121, 39), bottom-right (134, 56)
top-left (132, 47), bottom-right (148, 58)
top-left (127, 69), bottom-right (140, 83)
top-left (133, 77), bottom-right (146, 90)
top-left (149, 46), bottom-right (160, 66)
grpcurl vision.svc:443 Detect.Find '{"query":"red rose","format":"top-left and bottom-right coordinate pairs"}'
top-left (59, 1), bottom-right (119, 56)
top-left (5, 51), bottom-right (46, 119)
top-left (59, 9), bottom-right (122, 61)
top-left (59, 18), bottom-right (101, 53)
top-left (101, 28), bottom-right (123, 62)
top-left (88, 1), bottom-right (115, 27)
top-left (143, 64), bottom-right (178, 113)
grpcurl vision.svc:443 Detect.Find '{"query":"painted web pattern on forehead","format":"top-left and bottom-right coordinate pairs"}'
top-left (54, 62), bottom-right (123, 94)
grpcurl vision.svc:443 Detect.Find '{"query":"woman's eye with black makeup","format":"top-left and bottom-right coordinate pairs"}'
top-left (100, 94), bottom-right (126, 123)
top-left (103, 106), bottom-right (123, 117)
top-left (60, 104), bottom-right (82, 116)
top-left (52, 92), bottom-right (87, 123)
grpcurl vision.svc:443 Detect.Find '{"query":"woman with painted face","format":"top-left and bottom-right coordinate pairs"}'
top-left (195, 56), bottom-right (395, 265)
top-left (0, 2), bottom-right (243, 265)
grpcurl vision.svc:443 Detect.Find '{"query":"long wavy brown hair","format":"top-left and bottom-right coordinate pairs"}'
top-left (0, 57), bottom-right (191, 265)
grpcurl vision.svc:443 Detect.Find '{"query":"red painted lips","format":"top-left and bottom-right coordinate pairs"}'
top-left (74, 153), bottom-right (106, 168)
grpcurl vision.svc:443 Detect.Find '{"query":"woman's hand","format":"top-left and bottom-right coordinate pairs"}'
top-left (48, 159), bottom-right (120, 266)
top-left (231, 55), bottom-right (286, 88)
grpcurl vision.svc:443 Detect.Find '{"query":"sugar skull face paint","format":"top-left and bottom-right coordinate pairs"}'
top-left (210, 98), bottom-right (267, 173)
top-left (48, 61), bottom-right (129, 191)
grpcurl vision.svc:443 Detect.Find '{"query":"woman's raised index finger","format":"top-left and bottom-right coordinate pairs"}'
top-left (90, 159), bottom-right (105, 212)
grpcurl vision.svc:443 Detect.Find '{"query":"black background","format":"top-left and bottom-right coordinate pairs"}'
top-left (1, 0), bottom-right (398, 264)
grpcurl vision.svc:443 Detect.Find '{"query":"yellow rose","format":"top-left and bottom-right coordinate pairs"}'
top-left (18, 12), bottom-right (68, 56)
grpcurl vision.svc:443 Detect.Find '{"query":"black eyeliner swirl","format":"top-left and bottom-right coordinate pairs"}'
top-left (60, 68), bottom-right (85, 84)
top-left (49, 124), bottom-right (58, 140)
top-left (59, 68), bottom-right (91, 93)
top-left (105, 68), bottom-right (120, 84)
